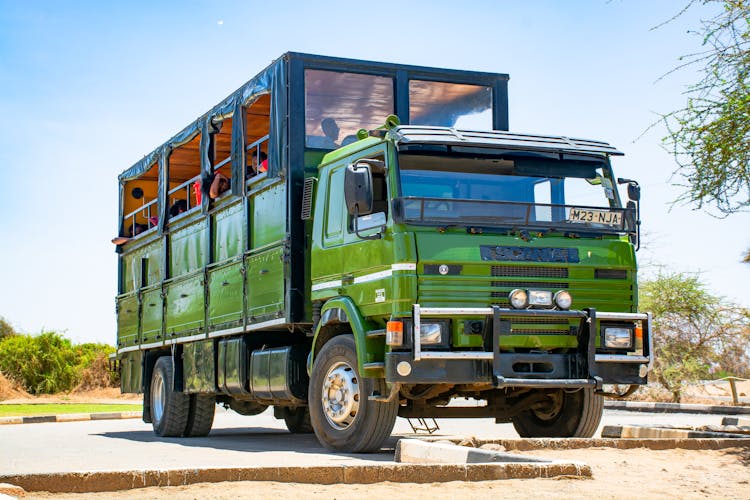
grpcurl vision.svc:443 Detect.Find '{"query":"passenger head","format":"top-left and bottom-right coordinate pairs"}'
top-left (321, 118), bottom-right (339, 141)
top-left (250, 151), bottom-right (268, 173)
top-left (169, 199), bottom-right (188, 217)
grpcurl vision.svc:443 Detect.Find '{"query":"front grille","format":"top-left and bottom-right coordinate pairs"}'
top-left (492, 266), bottom-right (568, 278)
top-left (595, 268), bottom-right (627, 280)
top-left (491, 280), bottom-right (569, 289)
top-left (510, 328), bottom-right (569, 335)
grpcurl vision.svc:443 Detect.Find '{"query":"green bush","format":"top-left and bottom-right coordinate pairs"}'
top-left (0, 331), bottom-right (117, 394)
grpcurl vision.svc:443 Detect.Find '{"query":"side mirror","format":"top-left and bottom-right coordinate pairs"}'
top-left (617, 178), bottom-right (640, 202)
top-left (627, 183), bottom-right (640, 202)
top-left (344, 162), bottom-right (373, 216)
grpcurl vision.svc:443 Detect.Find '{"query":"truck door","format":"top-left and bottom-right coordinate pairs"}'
top-left (338, 148), bottom-right (393, 315)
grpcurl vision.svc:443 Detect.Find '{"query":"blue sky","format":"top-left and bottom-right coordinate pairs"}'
top-left (1, 1), bottom-right (748, 344)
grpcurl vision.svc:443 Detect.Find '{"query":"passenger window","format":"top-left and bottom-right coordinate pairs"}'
top-left (210, 117), bottom-right (232, 199)
top-left (167, 133), bottom-right (202, 219)
top-left (121, 162), bottom-right (158, 238)
top-left (245, 94), bottom-right (271, 184)
top-left (409, 80), bottom-right (492, 130)
top-left (304, 70), bottom-right (394, 149)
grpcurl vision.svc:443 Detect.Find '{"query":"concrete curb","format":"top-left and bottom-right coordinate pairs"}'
top-left (605, 400), bottom-right (750, 415)
top-left (0, 411), bottom-right (141, 425)
top-left (602, 425), bottom-right (750, 439)
top-left (722, 417), bottom-right (750, 427)
top-left (396, 438), bottom-right (565, 464)
top-left (419, 436), bottom-right (750, 451)
top-left (0, 461), bottom-right (592, 494)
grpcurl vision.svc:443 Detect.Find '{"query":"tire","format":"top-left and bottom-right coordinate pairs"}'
top-left (150, 356), bottom-right (190, 437)
top-left (184, 394), bottom-right (216, 437)
top-left (281, 407), bottom-right (314, 434)
top-left (308, 335), bottom-right (398, 452)
top-left (511, 387), bottom-right (604, 438)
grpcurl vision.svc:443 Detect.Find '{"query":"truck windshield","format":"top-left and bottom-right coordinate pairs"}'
top-left (394, 151), bottom-right (632, 233)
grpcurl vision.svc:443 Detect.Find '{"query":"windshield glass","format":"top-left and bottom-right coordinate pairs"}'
top-left (395, 151), bottom-right (631, 233)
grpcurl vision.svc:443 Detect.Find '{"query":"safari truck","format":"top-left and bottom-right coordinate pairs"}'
top-left (113, 52), bottom-right (652, 452)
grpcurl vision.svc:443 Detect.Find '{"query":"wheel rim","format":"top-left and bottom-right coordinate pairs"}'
top-left (321, 361), bottom-right (360, 430)
top-left (151, 370), bottom-right (166, 424)
top-left (532, 390), bottom-right (564, 421)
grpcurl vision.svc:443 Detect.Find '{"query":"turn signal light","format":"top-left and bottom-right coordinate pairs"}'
top-left (386, 321), bottom-right (403, 346)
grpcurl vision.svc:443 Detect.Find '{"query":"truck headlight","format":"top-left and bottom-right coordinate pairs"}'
top-left (509, 289), bottom-right (528, 309)
top-left (554, 290), bottom-right (572, 310)
top-left (528, 289), bottom-right (553, 307)
top-left (418, 323), bottom-right (443, 345)
top-left (603, 327), bottom-right (633, 349)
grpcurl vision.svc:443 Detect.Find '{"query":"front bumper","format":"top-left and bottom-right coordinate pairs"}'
top-left (385, 305), bottom-right (653, 389)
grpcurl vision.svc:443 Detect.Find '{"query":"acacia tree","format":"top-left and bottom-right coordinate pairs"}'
top-left (640, 272), bottom-right (750, 401)
top-left (661, 0), bottom-right (750, 215)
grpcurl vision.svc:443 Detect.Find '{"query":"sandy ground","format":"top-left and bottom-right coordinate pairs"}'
top-left (23, 447), bottom-right (750, 499)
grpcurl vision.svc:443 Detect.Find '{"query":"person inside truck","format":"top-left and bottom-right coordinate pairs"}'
top-left (248, 151), bottom-right (268, 178)
top-left (307, 118), bottom-right (340, 149)
top-left (169, 199), bottom-right (188, 217)
top-left (209, 172), bottom-right (231, 198)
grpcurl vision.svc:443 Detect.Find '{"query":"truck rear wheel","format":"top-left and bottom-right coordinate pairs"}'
top-left (511, 387), bottom-right (603, 438)
top-left (281, 407), bottom-right (314, 434)
top-left (150, 356), bottom-right (190, 437)
top-left (184, 394), bottom-right (215, 437)
top-left (309, 335), bottom-right (397, 452)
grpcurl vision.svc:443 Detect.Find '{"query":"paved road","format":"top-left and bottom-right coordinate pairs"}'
top-left (0, 407), bottom-right (742, 476)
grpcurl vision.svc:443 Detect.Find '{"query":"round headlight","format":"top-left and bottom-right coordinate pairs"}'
top-left (509, 289), bottom-right (529, 309)
top-left (554, 290), bottom-right (572, 310)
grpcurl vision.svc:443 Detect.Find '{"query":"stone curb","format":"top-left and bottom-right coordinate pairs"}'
top-left (418, 436), bottom-right (750, 451)
top-left (0, 461), bottom-right (592, 494)
top-left (0, 411), bottom-right (141, 426)
top-left (605, 400), bottom-right (750, 415)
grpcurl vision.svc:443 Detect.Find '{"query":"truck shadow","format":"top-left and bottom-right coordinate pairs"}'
top-left (97, 427), bottom-right (397, 461)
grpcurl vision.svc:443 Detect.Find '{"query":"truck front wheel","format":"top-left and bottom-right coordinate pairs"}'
top-left (511, 387), bottom-right (603, 438)
top-left (309, 335), bottom-right (397, 452)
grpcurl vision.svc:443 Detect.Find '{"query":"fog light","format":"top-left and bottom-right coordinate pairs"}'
top-left (386, 321), bottom-right (403, 346)
top-left (528, 289), bottom-right (553, 307)
top-left (554, 290), bottom-right (572, 310)
top-left (418, 323), bottom-right (443, 345)
top-left (397, 361), bottom-right (412, 376)
top-left (509, 289), bottom-right (528, 309)
top-left (604, 327), bottom-right (633, 349)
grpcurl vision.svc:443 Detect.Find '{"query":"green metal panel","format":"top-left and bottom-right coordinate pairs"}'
top-left (121, 241), bottom-right (163, 293)
top-left (120, 350), bottom-right (143, 394)
top-left (246, 247), bottom-right (285, 321)
top-left (250, 182), bottom-right (286, 249)
top-left (169, 221), bottom-right (208, 277)
top-left (208, 261), bottom-right (244, 331)
top-left (116, 293), bottom-right (139, 350)
top-left (212, 200), bottom-right (244, 261)
top-left (165, 275), bottom-right (205, 337)
top-left (311, 297), bottom-right (383, 378)
top-left (140, 286), bottom-right (163, 344)
top-left (183, 339), bottom-right (215, 393)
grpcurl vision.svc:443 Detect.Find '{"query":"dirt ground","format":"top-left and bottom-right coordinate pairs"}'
top-left (24, 446), bottom-right (750, 499)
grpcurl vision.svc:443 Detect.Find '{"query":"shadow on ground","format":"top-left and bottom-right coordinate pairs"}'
top-left (97, 427), bottom-right (398, 461)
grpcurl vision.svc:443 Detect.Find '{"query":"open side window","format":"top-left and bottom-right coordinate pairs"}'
top-left (167, 133), bottom-right (202, 219)
top-left (245, 94), bottom-right (271, 184)
top-left (210, 117), bottom-right (233, 199)
top-left (122, 162), bottom-right (159, 238)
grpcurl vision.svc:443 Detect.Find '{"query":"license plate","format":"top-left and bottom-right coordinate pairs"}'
top-left (568, 208), bottom-right (622, 226)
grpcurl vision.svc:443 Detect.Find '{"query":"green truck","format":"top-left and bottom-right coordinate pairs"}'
top-left (114, 52), bottom-right (651, 452)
